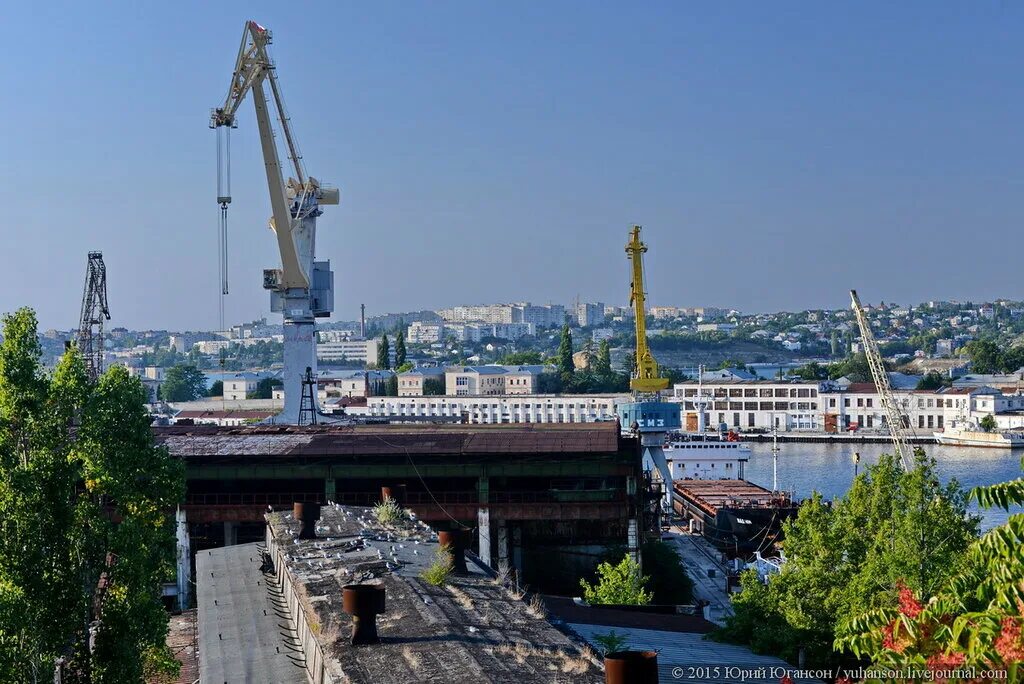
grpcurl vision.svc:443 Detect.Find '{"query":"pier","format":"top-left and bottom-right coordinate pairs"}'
top-left (744, 432), bottom-right (935, 445)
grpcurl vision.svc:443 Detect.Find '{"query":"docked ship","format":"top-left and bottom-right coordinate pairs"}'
top-left (672, 478), bottom-right (799, 556)
top-left (933, 421), bottom-right (1024, 449)
top-left (665, 431), bottom-right (800, 556)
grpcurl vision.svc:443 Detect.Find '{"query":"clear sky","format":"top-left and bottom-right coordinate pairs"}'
top-left (1, 2), bottom-right (1021, 331)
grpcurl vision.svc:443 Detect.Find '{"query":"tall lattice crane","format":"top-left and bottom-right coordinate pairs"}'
top-left (625, 225), bottom-right (669, 394)
top-left (78, 252), bottom-right (110, 381)
top-left (211, 20), bottom-right (339, 424)
top-left (850, 289), bottom-right (913, 470)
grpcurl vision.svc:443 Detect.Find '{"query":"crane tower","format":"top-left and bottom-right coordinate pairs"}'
top-left (77, 252), bottom-right (110, 381)
top-left (211, 21), bottom-right (338, 424)
top-left (850, 289), bottom-right (914, 470)
top-left (617, 226), bottom-right (679, 522)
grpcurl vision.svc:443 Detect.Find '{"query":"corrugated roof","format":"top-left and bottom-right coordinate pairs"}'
top-left (155, 422), bottom-right (622, 457)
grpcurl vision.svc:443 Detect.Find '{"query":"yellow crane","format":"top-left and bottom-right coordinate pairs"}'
top-left (625, 225), bottom-right (669, 393)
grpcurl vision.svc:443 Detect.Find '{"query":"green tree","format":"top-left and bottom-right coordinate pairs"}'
top-left (594, 340), bottom-right (613, 378)
top-left (249, 377), bottom-right (282, 399)
top-left (159, 364), bottom-right (207, 402)
top-left (500, 351), bottom-right (544, 366)
top-left (394, 330), bottom-right (407, 368)
top-left (838, 457), bottom-right (1024, 675)
top-left (377, 334), bottom-right (391, 370)
top-left (386, 374), bottom-right (399, 397)
top-left (423, 377), bottom-right (445, 396)
top-left (793, 362), bottom-right (828, 381)
top-left (207, 379), bottom-right (223, 397)
top-left (641, 541), bottom-right (693, 604)
top-left (717, 451), bottom-right (977, 667)
top-left (0, 308), bottom-right (184, 681)
top-left (916, 371), bottom-right (946, 390)
top-left (979, 414), bottom-right (997, 432)
top-left (556, 324), bottom-right (574, 381)
top-left (963, 339), bottom-right (1002, 374)
top-left (395, 361), bottom-right (414, 374)
top-left (580, 555), bottom-right (652, 606)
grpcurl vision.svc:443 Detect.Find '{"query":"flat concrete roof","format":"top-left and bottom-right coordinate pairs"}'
top-left (196, 542), bottom-right (307, 684)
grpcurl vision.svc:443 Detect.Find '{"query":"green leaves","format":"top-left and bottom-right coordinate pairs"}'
top-left (718, 452), bottom-right (980, 669)
top-left (158, 363), bottom-right (207, 402)
top-left (971, 478), bottom-right (1024, 511)
top-left (580, 555), bottom-right (652, 606)
top-left (0, 308), bottom-right (184, 681)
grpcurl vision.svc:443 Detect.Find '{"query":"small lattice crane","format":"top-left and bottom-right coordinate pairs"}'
top-left (850, 289), bottom-right (913, 470)
top-left (77, 252), bottom-right (110, 380)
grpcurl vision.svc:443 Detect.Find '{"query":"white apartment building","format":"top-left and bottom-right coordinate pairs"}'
top-left (316, 338), bottom-right (380, 364)
top-left (672, 379), bottom-right (1017, 434)
top-left (397, 367), bottom-right (446, 396)
top-left (575, 302), bottom-right (605, 327)
top-left (438, 305), bottom-right (514, 324)
top-left (444, 365), bottom-right (547, 396)
top-left (492, 322), bottom-right (536, 340)
top-left (511, 303), bottom-right (566, 329)
top-left (350, 394), bottom-right (624, 424)
top-left (223, 373), bottom-right (263, 401)
top-left (406, 322), bottom-right (446, 344)
top-left (649, 307), bottom-right (682, 320)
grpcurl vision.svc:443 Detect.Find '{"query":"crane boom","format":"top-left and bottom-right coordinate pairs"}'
top-left (625, 225), bottom-right (669, 393)
top-left (850, 289), bottom-right (913, 470)
top-left (211, 21), bottom-right (339, 424)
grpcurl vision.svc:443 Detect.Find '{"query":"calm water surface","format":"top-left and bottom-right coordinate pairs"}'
top-left (743, 442), bottom-right (1023, 530)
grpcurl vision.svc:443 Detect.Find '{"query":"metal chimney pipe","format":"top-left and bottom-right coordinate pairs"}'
top-left (360, 303), bottom-right (366, 339)
top-left (292, 502), bottom-right (321, 540)
top-left (604, 650), bottom-right (658, 684)
top-left (342, 584), bottom-right (386, 645)
top-left (437, 530), bottom-right (469, 575)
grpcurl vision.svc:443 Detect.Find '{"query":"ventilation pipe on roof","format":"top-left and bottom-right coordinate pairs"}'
top-left (342, 584), bottom-right (386, 645)
top-left (292, 502), bottom-right (321, 540)
top-left (438, 530), bottom-right (469, 575)
top-left (603, 650), bottom-right (658, 684)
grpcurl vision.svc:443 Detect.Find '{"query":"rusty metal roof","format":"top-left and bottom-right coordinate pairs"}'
top-left (155, 422), bottom-right (622, 458)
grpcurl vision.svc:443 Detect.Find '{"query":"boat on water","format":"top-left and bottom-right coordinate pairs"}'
top-left (664, 431), bottom-right (799, 556)
top-left (933, 421), bottom-right (1024, 448)
top-left (664, 431), bottom-right (752, 480)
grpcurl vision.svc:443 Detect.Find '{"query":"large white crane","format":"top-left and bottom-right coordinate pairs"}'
top-left (850, 289), bottom-right (913, 470)
top-left (211, 20), bottom-right (339, 424)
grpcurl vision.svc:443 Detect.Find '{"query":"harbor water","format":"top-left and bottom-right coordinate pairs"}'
top-left (743, 442), bottom-right (1023, 530)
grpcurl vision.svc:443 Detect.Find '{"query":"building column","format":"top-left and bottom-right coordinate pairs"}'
top-left (325, 476), bottom-right (336, 504)
top-left (478, 506), bottom-right (491, 568)
top-left (497, 521), bottom-right (509, 571)
top-left (175, 507), bottom-right (191, 611)
top-left (223, 521), bottom-right (237, 547)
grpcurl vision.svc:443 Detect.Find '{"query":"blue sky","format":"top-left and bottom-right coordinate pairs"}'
top-left (1, 2), bottom-right (1021, 331)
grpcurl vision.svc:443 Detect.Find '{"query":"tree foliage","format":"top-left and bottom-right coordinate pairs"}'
top-left (556, 325), bottom-right (574, 381)
top-left (836, 459), bottom-right (1024, 678)
top-left (580, 555), bottom-right (652, 606)
top-left (158, 364), bottom-right (206, 402)
top-left (0, 308), bottom-right (185, 682)
top-left (394, 331), bottom-right (407, 368)
top-left (716, 451), bottom-right (978, 668)
top-left (963, 339), bottom-right (1024, 375)
top-left (377, 334), bottom-right (391, 370)
top-left (249, 377), bottom-right (282, 399)
top-left (500, 351), bottom-right (545, 366)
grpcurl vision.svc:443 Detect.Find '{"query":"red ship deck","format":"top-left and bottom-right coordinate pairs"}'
top-left (673, 479), bottom-right (789, 517)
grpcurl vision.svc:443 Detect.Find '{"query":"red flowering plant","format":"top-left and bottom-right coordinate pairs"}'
top-left (836, 475), bottom-right (1024, 684)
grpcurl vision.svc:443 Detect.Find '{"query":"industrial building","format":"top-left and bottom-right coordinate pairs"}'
top-left (160, 422), bottom-right (642, 593)
top-left (196, 505), bottom-right (603, 683)
top-left (352, 393), bottom-right (623, 424)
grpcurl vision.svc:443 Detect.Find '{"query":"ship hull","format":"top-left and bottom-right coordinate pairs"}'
top-left (933, 431), bottom-right (1024, 448)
